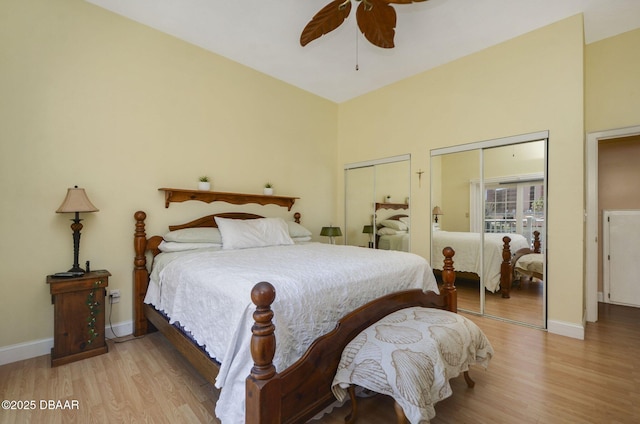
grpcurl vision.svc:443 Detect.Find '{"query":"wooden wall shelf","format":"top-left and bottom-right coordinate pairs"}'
top-left (375, 202), bottom-right (409, 211)
top-left (158, 188), bottom-right (299, 210)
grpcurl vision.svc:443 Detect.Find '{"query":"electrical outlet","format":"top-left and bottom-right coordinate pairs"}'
top-left (109, 289), bottom-right (121, 304)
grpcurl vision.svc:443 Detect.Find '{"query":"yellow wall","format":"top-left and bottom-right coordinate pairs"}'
top-left (586, 28), bottom-right (640, 132)
top-left (338, 15), bottom-right (585, 327)
top-left (0, 0), bottom-right (337, 348)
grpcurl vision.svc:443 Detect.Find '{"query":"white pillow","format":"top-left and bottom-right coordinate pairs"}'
top-left (292, 236), bottom-right (312, 243)
top-left (164, 227), bottom-right (222, 244)
top-left (398, 217), bottom-right (410, 228)
top-left (215, 217), bottom-right (295, 250)
top-left (287, 221), bottom-right (312, 238)
top-left (377, 227), bottom-right (398, 236)
top-left (379, 219), bottom-right (408, 231)
top-left (158, 241), bottom-right (222, 252)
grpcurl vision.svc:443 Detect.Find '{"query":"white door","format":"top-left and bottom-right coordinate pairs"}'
top-left (603, 210), bottom-right (640, 307)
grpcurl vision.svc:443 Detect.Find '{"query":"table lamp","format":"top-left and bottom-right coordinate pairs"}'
top-left (432, 206), bottom-right (443, 223)
top-left (362, 225), bottom-right (374, 248)
top-left (320, 225), bottom-right (342, 245)
top-left (56, 186), bottom-right (99, 273)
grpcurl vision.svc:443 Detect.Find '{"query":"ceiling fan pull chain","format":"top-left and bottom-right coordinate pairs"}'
top-left (355, 21), bottom-right (359, 71)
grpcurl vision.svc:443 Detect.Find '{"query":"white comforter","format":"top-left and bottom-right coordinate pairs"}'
top-left (145, 242), bottom-right (438, 423)
top-left (432, 231), bottom-right (529, 292)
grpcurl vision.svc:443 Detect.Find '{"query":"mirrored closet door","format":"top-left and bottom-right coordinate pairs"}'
top-left (431, 133), bottom-right (547, 328)
top-left (344, 155), bottom-right (411, 251)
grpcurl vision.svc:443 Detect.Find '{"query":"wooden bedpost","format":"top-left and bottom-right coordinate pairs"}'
top-left (133, 211), bottom-right (149, 337)
top-left (441, 247), bottom-right (457, 313)
top-left (533, 230), bottom-right (541, 253)
top-left (500, 236), bottom-right (513, 298)
top-left (247, 282), bottom-right (281, 423)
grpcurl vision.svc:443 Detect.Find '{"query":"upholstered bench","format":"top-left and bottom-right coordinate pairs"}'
top-left (331, 307), bottom-right (493, 424)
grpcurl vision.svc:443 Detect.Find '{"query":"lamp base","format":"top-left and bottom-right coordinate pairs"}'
top-left (68, 265), bottom-right (86, 274)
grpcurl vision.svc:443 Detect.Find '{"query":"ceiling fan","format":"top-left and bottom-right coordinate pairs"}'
top-left (300, 0), bottom-right (429, 49)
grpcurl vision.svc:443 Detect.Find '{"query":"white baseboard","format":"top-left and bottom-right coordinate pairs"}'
top-left (104, 320), bottom-right (134, 340)
top-left (0, 320), bottom-right (133, 366)
top-left (547, 319), bottom-right (585, 340)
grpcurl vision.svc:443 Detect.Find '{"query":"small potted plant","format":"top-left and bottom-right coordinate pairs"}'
top-left (263, 182), bottom-right (273, 195)
top-left (198, 176), bottom-right (211, 191)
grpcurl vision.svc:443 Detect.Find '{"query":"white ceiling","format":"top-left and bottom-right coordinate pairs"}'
top-left (86, 0), bottom-right (640, 103)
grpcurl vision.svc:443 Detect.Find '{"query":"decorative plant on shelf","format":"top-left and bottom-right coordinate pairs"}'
top-left (264, 182), bottom-right (274, 195)
top-left (198, 176), bottom-right (211, 191)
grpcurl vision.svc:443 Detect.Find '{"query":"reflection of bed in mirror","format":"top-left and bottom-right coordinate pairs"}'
top-left (432, 229), bottom-right (529, 296)
top-left (511, 230), bottom-right (543, 288)
top-left (375, 203), bottom-right (409, 251)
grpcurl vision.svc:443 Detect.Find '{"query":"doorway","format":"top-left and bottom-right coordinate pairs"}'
top-left (586, 125), bottom-right (640, 322)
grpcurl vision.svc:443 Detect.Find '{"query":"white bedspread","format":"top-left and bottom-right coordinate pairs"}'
top-left (432, 231), bottom-right (529, 292)
top-left (378, 232), bottom-right (410, 251)
top-left (145, 242), bottom-right (438, 423)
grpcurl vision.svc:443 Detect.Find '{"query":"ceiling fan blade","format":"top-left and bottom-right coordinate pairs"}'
top-left (300, 0), bottom-right (352, 46)
top-left (356, 0), bottom-right (396, 48)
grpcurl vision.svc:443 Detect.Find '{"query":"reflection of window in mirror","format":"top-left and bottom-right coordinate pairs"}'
top-left (484, 181), bottom-right (545, 249)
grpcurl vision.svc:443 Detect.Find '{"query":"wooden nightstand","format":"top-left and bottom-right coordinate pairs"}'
top-left (47, 270), bottom-right (110, 366)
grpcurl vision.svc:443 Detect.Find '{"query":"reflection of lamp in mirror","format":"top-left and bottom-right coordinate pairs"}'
top-left (320, 225), bottom-right (342, 245)
top-left (362, 225), bottom-right (374, 248)
top-left (432, 206), bottom-right (443, 223)
top-left (56, 186), bottom-right (99, 273)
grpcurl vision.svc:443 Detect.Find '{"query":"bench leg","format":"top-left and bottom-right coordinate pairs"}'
top-left (393, 400), bottom-right (408, 424)
top-left (344, 385), bottom-right (358, 424)
top-left (463, 370), bottom-right (475, 388)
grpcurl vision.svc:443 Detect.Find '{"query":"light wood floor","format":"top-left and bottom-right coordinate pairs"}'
top-left (1, 303), bottom-right (639, 423)
top-left (457, 276), bottom-right (544, 327)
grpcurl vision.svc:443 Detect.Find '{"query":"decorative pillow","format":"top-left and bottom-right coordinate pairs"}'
top-left (379, 219), bottom-right (408, 231)
top-left (377, 227), bottom-right (398, 236)
top-left (287, 221), bottom-right (312, 238)
top-left (158, 241), bottom-right (222, 252)
top-left (215, 217), bottom-right (295, 250)
top-left (164, 227), bottom-right (222, 244)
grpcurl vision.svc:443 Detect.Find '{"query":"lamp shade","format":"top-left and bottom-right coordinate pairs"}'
top-left (432, 206), bottom-right (443, 216)
top-left (56, 186), bottom-right (99, 213)
top-left (320, 226), bottom-right (342, 237)
top-left (362, 225), bottom-right (374, 234)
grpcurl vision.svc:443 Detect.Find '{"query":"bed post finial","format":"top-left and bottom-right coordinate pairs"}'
top-left (533, 230), bottom-right (541, 253)
top-left (500, 236), bottom-right (513, 298)
top-left (250, 281), bottom-right (277, 380)
top-left (441, 246), bottom-right (457, 313)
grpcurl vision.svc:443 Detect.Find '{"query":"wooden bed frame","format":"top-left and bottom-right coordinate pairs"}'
top-left (132, 210), bottom-right (458, 424)
top-left (499, 231), bottom-right (543, 298)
